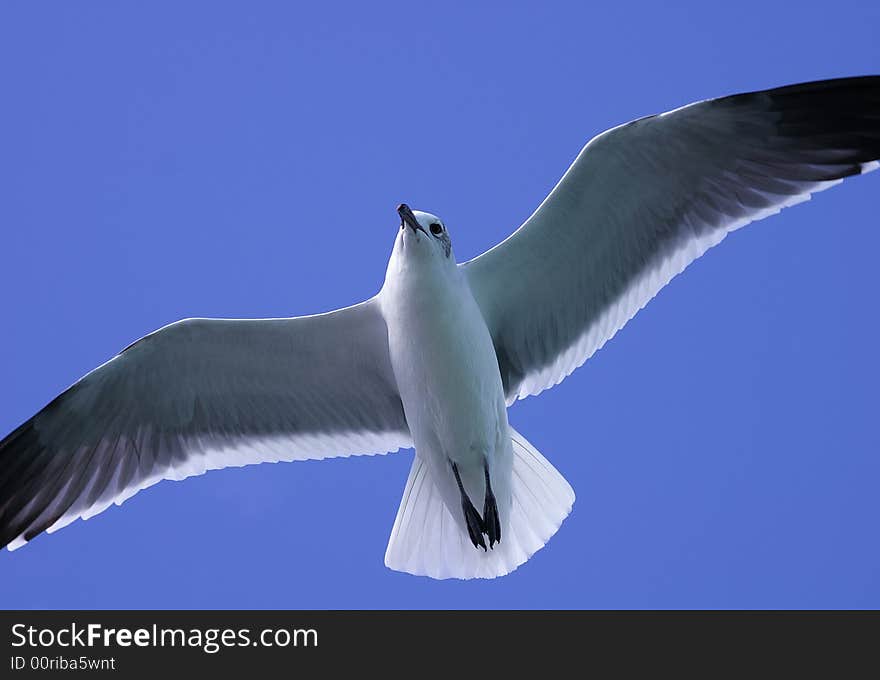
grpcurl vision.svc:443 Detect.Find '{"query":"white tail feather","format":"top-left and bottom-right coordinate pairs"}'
top-left (384, 427), bottom-right (574, 579)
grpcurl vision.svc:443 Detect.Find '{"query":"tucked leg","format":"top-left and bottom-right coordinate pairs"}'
top-left (482, 463), bottom-right (501, 548)
top-left (451, 462), bottom-right (486, 551)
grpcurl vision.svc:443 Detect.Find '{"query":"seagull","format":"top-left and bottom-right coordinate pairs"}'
top-left (1, 76), bottom-right (878, 579)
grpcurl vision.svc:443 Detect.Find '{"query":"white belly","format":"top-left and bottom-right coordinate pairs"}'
top-left (379, 265), bottom-right (512, 527)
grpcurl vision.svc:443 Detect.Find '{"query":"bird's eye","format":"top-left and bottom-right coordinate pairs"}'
top-left (429, 223), bottom-right (443, 235)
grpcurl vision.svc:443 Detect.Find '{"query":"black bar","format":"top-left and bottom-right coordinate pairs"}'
top-left (1, 611), bottom-right (878, 675)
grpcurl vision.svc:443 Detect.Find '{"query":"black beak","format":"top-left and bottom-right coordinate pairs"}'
top-left (397, 203), bottom-right (426, 235)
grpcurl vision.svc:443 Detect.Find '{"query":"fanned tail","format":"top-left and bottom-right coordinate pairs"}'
top-left (384, 427), bottom-right (575, 579)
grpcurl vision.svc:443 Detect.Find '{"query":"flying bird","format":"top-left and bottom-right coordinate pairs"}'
top-left (1, 77), bottom-right (878, 579)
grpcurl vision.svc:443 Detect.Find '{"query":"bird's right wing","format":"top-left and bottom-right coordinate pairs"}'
top-left (463, 76), bottom-right (880, 403)
top-left (0, 297), bottom-right (411, 550)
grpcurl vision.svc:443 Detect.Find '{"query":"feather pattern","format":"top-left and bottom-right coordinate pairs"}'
top-left (463, 77), bottom-right (880, 403)
top-left (0, 298), bottom-right (411, 549)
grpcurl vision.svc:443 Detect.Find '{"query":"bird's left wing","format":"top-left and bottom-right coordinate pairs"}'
top-left (463, 76), bottom-right (880, 403)
top-left (0, 297), bottom-right (411, 549)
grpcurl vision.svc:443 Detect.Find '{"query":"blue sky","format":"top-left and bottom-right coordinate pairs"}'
top-left (0, 1), bottom-right (877, 609)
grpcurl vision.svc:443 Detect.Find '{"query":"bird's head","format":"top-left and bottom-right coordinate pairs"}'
top-left (392, 203), bottom-right (456, 267)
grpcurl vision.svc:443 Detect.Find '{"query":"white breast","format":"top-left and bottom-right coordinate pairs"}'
top-left (379, 254), bottom-right (510, 511)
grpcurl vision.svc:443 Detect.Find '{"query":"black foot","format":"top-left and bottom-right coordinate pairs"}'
top-left (462, 497), bottom-right (487, 551)
top-left (452, 462), bottom-right (487, 550)
top-left (483, 464), bottom-right (501, 548)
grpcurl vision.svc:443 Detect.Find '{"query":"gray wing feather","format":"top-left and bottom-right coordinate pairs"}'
top-left (0, 298), bottom-right (410, 549)
top-left (464, 76), bottom-right (880, 403)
